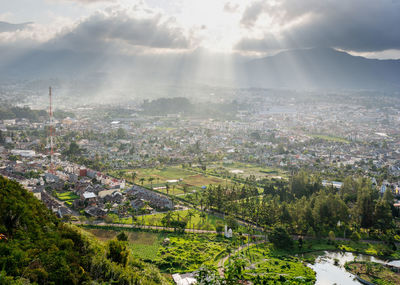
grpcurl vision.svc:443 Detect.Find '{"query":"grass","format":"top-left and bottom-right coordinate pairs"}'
top-left (203, 161), bottom-right (288, 180)
top-left (84, 228), bottom-right (166, 260)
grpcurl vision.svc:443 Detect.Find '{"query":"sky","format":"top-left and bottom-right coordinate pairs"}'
top-left (1, 0), bottom-right (400, 59)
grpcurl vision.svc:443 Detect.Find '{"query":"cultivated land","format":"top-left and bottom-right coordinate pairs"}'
top-left (205, 161), bottom-right (288, 180)
top-left (233, 243), bottom-right (316, 284)
top-left (84, 228), bottom-right (233, 273)
top-left (111, 166), bottom-right (229, 195)
top-left (55, 191), bottom-right (79, 205)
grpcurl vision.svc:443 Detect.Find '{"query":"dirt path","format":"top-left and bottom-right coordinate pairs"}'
top-left (217, 241), bottom-right (265, 278)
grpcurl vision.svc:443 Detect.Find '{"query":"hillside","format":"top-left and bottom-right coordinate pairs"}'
top-left (0, 176), bottom-right (168, 284)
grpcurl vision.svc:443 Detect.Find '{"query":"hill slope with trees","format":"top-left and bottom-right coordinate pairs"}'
top-left (0, 176), bottom-right (168, 284)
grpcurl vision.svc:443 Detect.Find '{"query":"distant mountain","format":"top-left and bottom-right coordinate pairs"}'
top-left (240, 48), bottom-right (400, 90)
top-left (0, 46), bottom-right (399, 91)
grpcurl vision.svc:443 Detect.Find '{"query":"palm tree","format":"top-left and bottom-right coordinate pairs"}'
top-left (165, 182), bottom-right (170, 195)
top-left (187, 209), bottom-right (196, 229)
top-left (148, 177), bottom-right (154, 188)
top-left (200, 212), bottom-right (206, 223)
top-left (131, 172), bottom-right (137, 184)
top-left (139, 177), bottom-right (145, 186)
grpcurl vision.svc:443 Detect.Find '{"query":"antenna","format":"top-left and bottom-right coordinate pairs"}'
top-left (49, 86), bottom-right (55, 174)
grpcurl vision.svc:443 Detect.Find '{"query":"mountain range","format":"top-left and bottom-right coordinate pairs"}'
top-left (1, 47), bottom-right (399, 91)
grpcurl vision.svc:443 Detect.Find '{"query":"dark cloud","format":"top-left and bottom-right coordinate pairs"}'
top-left (49, 10), bottom-right (192, 52)
top-left (0, 21), bottom-right (33, 33)
top-left (236, 0), bottom-right (400, 52)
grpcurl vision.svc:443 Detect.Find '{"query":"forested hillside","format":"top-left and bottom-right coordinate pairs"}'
top-left (0, 176), bottom-right (168, 284)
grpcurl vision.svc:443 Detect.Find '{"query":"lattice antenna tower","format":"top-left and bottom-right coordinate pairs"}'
top-left (49, 86), bottom-right (55, 174)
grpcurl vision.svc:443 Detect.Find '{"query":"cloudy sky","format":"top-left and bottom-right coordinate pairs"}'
top-left (1, 0), bottom-right (400, 59)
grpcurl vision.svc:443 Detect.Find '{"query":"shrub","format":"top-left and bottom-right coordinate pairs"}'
top-left (328, 231), bottom-right (335, 241)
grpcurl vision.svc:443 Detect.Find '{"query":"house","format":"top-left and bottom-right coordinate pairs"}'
top-left (172, 273), bottom-right (196, 285)
top-left (85, 206), bottom-right (106, 218)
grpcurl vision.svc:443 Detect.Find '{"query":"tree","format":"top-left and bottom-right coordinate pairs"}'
top-left (65, 141), bottom-right (81, 156)
top-left (225, 216), bottom-right (239, 230)
top-left (161, 211), bottom-right (174, 227)
top-left (116, 127), bottom-right (127, 139)
top-left (148, 177), bottom-right (154, 188)
top-left (268, 226), bottom-right (293, 249)
top-left (107, 240), bottom-right (129, 266)
top-left (374, 199), bottom-right (393, 231)
top-left (139, 178), bottom-right (145, 185)
top-left (187, 209), bottom-right (196, 228)
top-left (131, 172), bottom-right (137, 183)
top-left (165, 182), bottom-right (170, 195)
top-left (117, 231), bottom-right (128, 241)
top-left (356, 187), bottom-right (376, 228)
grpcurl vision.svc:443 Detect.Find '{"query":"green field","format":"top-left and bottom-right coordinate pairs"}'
top-left (85, 228), bottom-right (166, 260)
top-left (56, 191), bottom-right (79, 205)
top-left (111, 166), bottom-right (229, 195)
top-left (203, 161), bottom-right (288, 180)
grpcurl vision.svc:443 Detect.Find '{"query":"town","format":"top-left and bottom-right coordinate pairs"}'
top-left (1, 87), bottom-right (400, 284)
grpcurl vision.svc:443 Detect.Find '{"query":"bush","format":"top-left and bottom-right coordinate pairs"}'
top-left (328, 231), bottom-right (335, 241)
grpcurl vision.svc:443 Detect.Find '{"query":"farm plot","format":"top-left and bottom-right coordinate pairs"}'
top-left (231, 243), bottom-right (315, 284)
top-left (55, 191), bottom-right (79, 206)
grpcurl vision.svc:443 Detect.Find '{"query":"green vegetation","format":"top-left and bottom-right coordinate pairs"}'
top-left (155, 234), bottom-right (231, 273)
top-left (230, 243), bottom-right (315, 284)
top-left (310, 134), bottom-right (351, 143)
top-left (55, 191), bottom-right (79, 205)
top-left (85, 227), bottom-right (232, 273)
top-left (0, 106), bottom-right (47, 121)
top-left (0, 176), bottom-right (168, 284)
top-left (346, 261), bottom-right (400, 285)
top-left (85, 228), bottom-right (165, 261)
top-left (107, 209), bottom-right (225, 231)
